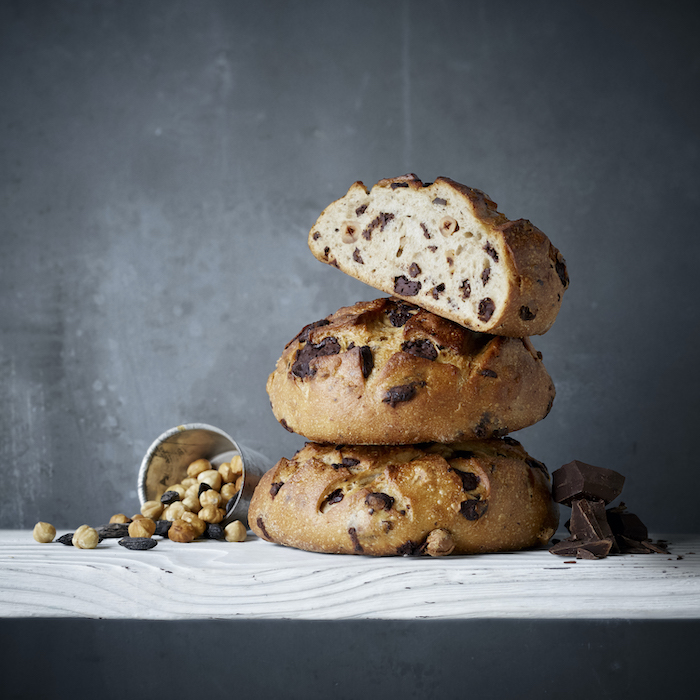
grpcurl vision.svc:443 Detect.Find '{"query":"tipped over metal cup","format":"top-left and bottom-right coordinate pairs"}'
top-left (138, 423), bottom-right (273, 528)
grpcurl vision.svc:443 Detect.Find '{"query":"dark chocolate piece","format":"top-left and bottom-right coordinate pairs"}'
top-left (484, 242), bottom-right (499, 262)
top-left (552, 460), bottom-right (625, 506)
top-left (386, 300), bottom-right (417, 327)
top-left (391, 182), bottom-right (409, 189)
top-left (408, 262), bottom-right (421, 278)
top-left (57, 533), bottom-right (74, 546)
top-left (431, 283), bottom-right (446, 299)
top-left (256, 516), bottom-right (272, 541)
top-left (358, 345), bottom-right (374, 379)
top-left (324, 488), bottom-right (344, 506)
top-left (396, 541), bottom-right (420, 556)
top-left (481, 267), bottom-right (491, 286)
top-left (394, 275), bottom-right (422, 296)
top-left (348, 527), bottom-right (364, 553)
top-left (291, 336), bottom-right (341, 379)
top-left (382, 381), bottom-right (426, 407)
top-left (355, 204), bottom-right (367, 216)
top-left (460, 498), bottom-right (488, 520)
top-left (362, 212), bottom-right (394, 240)
top-left (279, 418), bottom-right (294, 433)
top-left (352, 248), bottom-right (364, 264)
top-left (460, 279), bottom-right (471, 299)
top-left (549, 537), bottom-right (612, 559)
top-left (606, 507), bottom-right (649, 542)
top-left (198, 482), bottom-right (212, 496)
top-left (365, 492), bottom-right (394, 511)
top-left (205, 523), bottom-right (225, 540)
top-left (420, 223), bottom-right (431, 239)
top-left (520, 306), bottom-right (537, 321)
top-left (453, 469), bottom-right (480, 491)
top-left (569, 499), bottom-right (615, 543)
top-left (401, 339), bottom-right (438, 361)
top-left (478, 298), bottom-right (495, 322)
top-left (480, 369), bottom-right (497, 378)
top-left (270, 482), bottom-right (284, 498)
top-left (297, 319), bottom-right (330, 344)
top-left (432, 197), bottom-right (447, 206)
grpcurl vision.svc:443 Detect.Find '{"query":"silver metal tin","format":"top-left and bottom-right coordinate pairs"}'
top-left (138, 423), bottom-right (273, 528)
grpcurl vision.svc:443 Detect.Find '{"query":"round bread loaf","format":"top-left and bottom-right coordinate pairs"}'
top-left (249, 438), bottom-right (559, 556)
top-left (267, 297), bottom-right (555, 444)
top-left (308, 173), bottom-right (569, 337)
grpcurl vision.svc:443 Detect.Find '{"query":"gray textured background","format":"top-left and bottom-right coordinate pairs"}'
top-left (1, 0), bottom-right (699, 532)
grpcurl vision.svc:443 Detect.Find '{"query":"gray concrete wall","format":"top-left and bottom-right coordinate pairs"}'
top-left (1, 0), bottom-right (699, 531)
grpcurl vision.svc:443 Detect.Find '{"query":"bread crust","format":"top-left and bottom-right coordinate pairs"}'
top-left (308, 174), bottom-right (569, 336)
top-left (249, 438), bottom-right (559, 556)
top-left (267, 297), bottom-right (555, 444)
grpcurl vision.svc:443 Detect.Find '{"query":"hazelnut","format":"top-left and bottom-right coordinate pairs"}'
top-left (180, 511), bottom-right (206, 538)
top-left (141, 500), bottom-right (164, 520)
top-left (424, 528), bottom-right (455, 557)
top-left (224, 520), bottom-right (247, 542)
top-left (198, 469), bottom-right (222, 491)
top-left (199, 489), bottom-right (222, 508)
top-left (181, 495), bottom-right (202, 513)
top-left (340, 221), bottom-right (359, 244)
top-left (234, 475), bottom-right (244, 493)
top-left (32, 521), bottom-right (56, 543)
top-left (198, 505), bottom-right (224, 524)
top-left (168, 519), bottom-right (195, 543)
top-left (162, 502), bottom-right (187, 521)
top-left (128, 518), bottom-right (156, 538)
top-left (109, 513), bottom-right (131, 524)
top-left (439, 216), bottom-right (459, 237)
top-left (72, 525), bottom-right (100, 549)
top-left (187, 458), bottom-right (212, 478)
top-left (181, 477), bottom-right (197, 489)
top-left (220, 482), bottom-right (239, 502)
top-left (219, 456), bottom-right (243, 484)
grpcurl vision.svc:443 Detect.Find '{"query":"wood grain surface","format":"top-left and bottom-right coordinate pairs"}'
top-left (1, 531), bottom-right (698, 620)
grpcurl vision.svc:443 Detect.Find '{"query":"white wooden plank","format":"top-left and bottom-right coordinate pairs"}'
top-left (1, 530), bottom-right (698, 620)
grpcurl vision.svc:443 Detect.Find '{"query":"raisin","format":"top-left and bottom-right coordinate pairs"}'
top-left (520, 305), bottom-right (536, 321)
top-left (365, 492), bottom-right (395, 511)
top-left (484, 242), bottom-right (499, 262)
top-left (401, 339), bottom-right (438, 361)
top-left (355, 204), bottom-right (368, 216)
top-left (119, 537), bottom-right (158, 551)
top-left (359, 345), bottom-right (374, 378)
top-left (291, 336), bottom-right (341, 379)
top-left (383, 381), bottom-right (426, 407)
top-left (478, 298), bottom-right (495, 322)
top-left (394, 275), bottom-right (422, 296)
top-left (460, 499), bottom-right (488, 520)
top-left (353, 248), bottom-right (364, 264)
top-left (160, 490), bottom-right (181, 505)
top-left (481, 267), bottom-right (491, 286)
top-left (409, 262), bottom-right (421, 278)
top-left (270, 482), bottom-right (284, 498)
top-left (57, 533), bottom-right (74, 546)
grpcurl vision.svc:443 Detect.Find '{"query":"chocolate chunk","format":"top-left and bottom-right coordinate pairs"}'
top-left (409, 262), bottom-right (421, 278)
top-left (353, 248), bottom-right (364, 264)
top-left (552, 460), bottom-right (625, 506)
top-left (460, 498), bottom-right (488, 520)
top-left (480, 369), bottom-right (497, 378)
top-left (569, 499), bottom-right (615, 543)
top-left (431, 283), bottom-right (446, 299)
top-left (296, 318), bottom-right (330, 344)
top-left (396, 541), bottom-right (420, 556)
top-left (119, 537), bottom-right (158, 551)
top-left (474, 413), bottom-right (492, 439)
top-left (484, 242), bottom-right (499, 262)
top-left (160, 490), bottom-right (180, 505)
top-left (386, 300), bottom-right (417, 327)
top-left (270, 482), bottom-right (284, 498)
top-left (312, 231), bottom-right (320, 240)
top-left (556, 259), bottom-right (569, 287)
top-left (331, 456), bottom-right (361, 470)
top-left (362, 212), bottom-right (394, 240)
top-left (256, 516), bottom-right (272, 541)
top-left (391, 182), bottom-right (409, 189)
top-left (549, 538), bottom-right (612, 559)
top-left (279, 418), bottom-right (294, 433)
top-left (358, 345), bottom-right (374, 379)
top-left (454, 470), bottom-right (480, 491)
top-left (355, 204), bottom-right (368, 216)
top-left (420, 223), bottom-right (431, 239)
top-left (401, 338), bottom-right (438, 361)
top-left (460, 279), bottom-right (471, 299)
top-left (383, 381), bottom-right (426, 407)
top-left (348, 527), bottom-right (364, 553)
top-left (154, 520), bottom-right (172, 537)
top-left (606, 508), bottom-right (648, 542)
top-left (526, 458), bottom-right (549, 477)
top-left (432, 197), bottom-right (447, 206)
top-left (481, 267), bottom-right (491, 286)
top-left (291, 336), bottom-right (341, 379)
top-left (394, 275), bottom-right (422, 296)
top-left (520, 305), bottom-right (537, 321)
top-left (365, 492), bottom-right (394, 511)
top-left (323, 246), bottom-right (330, 258)
top-left (428, 245), bottom-right (437, 252)
top-left (96, 523), bottom-right (130, 539)
top-left (478, 298), bottom-right (495, 322)
top-left (324, 488), bottom-right (344, 505)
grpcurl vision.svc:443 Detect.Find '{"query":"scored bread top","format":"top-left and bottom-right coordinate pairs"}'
top-left (308, 174), bottom-right (569, 336)
top-left (266, 297), bottom-right (556, 445)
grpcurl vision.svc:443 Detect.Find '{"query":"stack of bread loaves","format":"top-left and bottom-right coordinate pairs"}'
top-left (250, 174), bottom-right (569, 556)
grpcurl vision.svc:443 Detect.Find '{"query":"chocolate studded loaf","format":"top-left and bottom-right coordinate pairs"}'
top-left (249, 438), bottom-right (559, 556)
top-left (308, 173), bottom-right (569, 337)
top-left (267, 297), bottom-right (555, 445)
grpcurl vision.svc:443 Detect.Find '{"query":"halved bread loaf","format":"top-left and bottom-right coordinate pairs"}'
top-left (308, 174), bottom-right (569, 336)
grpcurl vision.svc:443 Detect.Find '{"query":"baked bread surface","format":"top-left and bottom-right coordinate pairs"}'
top-left (249, 438), bottom-right (559, 556)
top-left (308, 174), bottom-right (569, 337)
top-left (267, 297), bottom-right (555, 444)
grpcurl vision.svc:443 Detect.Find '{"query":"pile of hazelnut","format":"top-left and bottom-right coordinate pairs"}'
top-left (32, 456), bottom-right (248, 550)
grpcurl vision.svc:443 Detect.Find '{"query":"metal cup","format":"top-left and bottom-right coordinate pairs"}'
top-left (138, 423), bottom-right (273, 528)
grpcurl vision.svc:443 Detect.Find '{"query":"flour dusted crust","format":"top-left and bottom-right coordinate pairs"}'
top-left (308, 174), bottom-right (569, 337)
top-left (266, 297), bottom-right (555, 445)
top-left (249, 438), bottom-right (559, 556)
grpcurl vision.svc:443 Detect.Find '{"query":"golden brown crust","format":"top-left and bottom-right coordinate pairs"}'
top-left (249, 438), bottom-right (559, 556)
top-left (308, 174), bottom-right (568, 336)
top-left (267, 298), bottom-right (555, 445)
